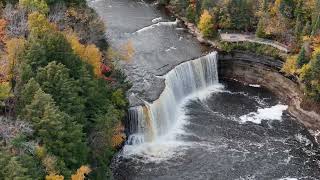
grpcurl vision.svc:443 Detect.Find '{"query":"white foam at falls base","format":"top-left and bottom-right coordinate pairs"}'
top-left (239, 104), bottom-right (288, 124)
top-left (123, 84), bottom-right (225, 161)
top-left (165, 46), bottom-right (177, 52)
top-left (295, 133), bottom-right (312, 146)
top-left (249, 84), bottom-right (261, 88)
top-left (278, 178), bottom-right (298, 180)
top-left (134, 19), bottom-right (178, 34)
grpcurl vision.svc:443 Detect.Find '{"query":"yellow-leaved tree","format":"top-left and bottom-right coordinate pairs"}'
top-left (111, 122), bottom-right (126, 148)
top-left (0, 19), bottom-right (7, 45)
top-left (6, 38), bottom-right (26, 81)
top-left (120, 40), bottom-right (135, 62)
top-left (66, 33), bottom-right (102, 76)
top-left (45, 166), bottom-right (92, 180)
top-left (28, 12), bottom-right (54, 38)
top-left (0, 82), bottom-right (12, 101)
top-left (71, 166), bottom-right (91, 180)
top-left (106, 40), bottom-right (135, 63)
top-left (282, 55), bottom-right (298, 76)
top-left (45, 174), bottom-right (64, 180)
top-left (198, 10), bottom-right (215, 38)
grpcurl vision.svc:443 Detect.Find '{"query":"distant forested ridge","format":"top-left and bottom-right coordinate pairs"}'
top-left (165, 0), bottom-right (320, 106)
top-left (0, 0), bottom-right (130, 179)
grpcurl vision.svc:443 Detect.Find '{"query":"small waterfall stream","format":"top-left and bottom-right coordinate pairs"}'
top-left (126, 52), bottom-right (219, 146)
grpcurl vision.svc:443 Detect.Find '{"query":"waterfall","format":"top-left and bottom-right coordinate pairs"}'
top-left (126, 52), bottom-right (219, 146)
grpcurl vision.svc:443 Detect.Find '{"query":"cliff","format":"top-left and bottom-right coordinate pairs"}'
top-left (219, 51), bottom-right (320, 142)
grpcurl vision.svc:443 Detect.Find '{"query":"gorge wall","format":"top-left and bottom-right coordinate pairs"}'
top-left (218, 51), bottom-right (320, 141)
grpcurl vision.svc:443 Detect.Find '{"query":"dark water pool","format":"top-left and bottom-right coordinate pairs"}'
top-left (111, 80), bottom-right (320, 180)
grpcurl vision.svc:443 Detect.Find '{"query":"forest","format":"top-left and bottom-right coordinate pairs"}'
top-left (165, 0), bottom-right (320, 105)
top-left (0, 0), bottom-right (320, 179)
top-left (0, 0), bottom-right (130, 179)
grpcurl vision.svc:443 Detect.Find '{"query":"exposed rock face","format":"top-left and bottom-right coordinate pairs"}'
top-left (219, 51), bottom-right (320, 141)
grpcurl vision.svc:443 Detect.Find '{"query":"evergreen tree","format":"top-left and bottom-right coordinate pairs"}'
top-left (22, 89), bottom-right (88, 173)
top-left (186, 5), bottom-right (196, 23)
top-left (303, 21), bottom-right (312, 36)
top-left (303, 54), bottom-right (320, 101)
top-left (24, 31), bottom-right (84, 78)
top-left (17, 78), bottom-right (40, 115)
top-left (256, 19), bottom-right (266, 38)
top-left (295, 14), bottom-right (303, 38)
top-left (296, 47), bottom-right (308, 68)
top-left (0, 152), bottom-right (32, 180)
top-left (35, 62), bottom-right (85, 124)
top-left (312, 0), bottom-right (320, 36)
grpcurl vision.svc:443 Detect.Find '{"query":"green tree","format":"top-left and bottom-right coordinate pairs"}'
top-left (256, 19), bottom-right (266, 38)
top-left (297, 47), bottom-right (309, 68)
top-left (45, 0), bottom-right (86, 6)
top-left (35, 62), bottom-right (85, 124)
top-left (89, 105), bottom-right (123, 179)
top-left (24, 31), bottom-right (83, 78)
top-left (295, 14), bottom-right (303, 38)
top-left (22, 89), bottom-right (88, 173)
top-left (19, 0), bottom-right (49, 14)
top-left (303, 21), bottom-right (312, 36)
top-left (302, 54), bottom-right (320, 100)
top-left (0, 152), bottom-right (32, 180)
top-left (312, 0), bottom-right (320, 36)
top-left (17, 78), bottom-right (40, 115)
top-left (28, 12), bottom-right (54, 39)
top-left (186, 5), bottom-right (196, 23)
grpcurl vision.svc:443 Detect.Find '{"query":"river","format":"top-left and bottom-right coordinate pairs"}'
top-left (88, 0), bottom-right (320, 179)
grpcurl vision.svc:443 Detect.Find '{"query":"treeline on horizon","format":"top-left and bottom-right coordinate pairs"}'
top-left (0, 0), bottom-right (130, 179)
top-left (164, 0), bottom-right (320, 105)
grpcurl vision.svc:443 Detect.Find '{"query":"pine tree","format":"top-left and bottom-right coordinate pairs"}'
top-left (24, 31), bottom-right (83, 78)
top-left (35, 62), bottom-right (85, 124)
top-left (17, 78), bottom-right (40, 115)
top-left (297, 47), bottom-right (309, 68)
top-left (295, 15), bottom-right (303, 38)
top-left (312, 0), bottom-right (320, 36)
top-left (1, 156), bottom-right (32, 180)
top-left (22, 89), bottom-right (88, 172)
top-left (303, 21), bottom-right (312, 36)
top-left (256, 19), bottom-right (266, 38)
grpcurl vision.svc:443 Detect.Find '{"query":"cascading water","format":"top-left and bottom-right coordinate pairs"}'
top-left (126, 52), bottom-right (219, 148)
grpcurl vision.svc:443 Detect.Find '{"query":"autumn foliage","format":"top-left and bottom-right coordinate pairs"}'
top-left (66, 32), bottom-right (102, 76)
top-left (198, 10), bottom-right (215, 38)
top-left (46, 174), bottom-right (64, 180)
top-left (111, 123), bottom-right (126, 148)
top-left (0, 19), bottom-right (7, 46)
top-left (71, 166), bottom-right (91, 180)
top-left (0, 0), bottom-right (129, 179)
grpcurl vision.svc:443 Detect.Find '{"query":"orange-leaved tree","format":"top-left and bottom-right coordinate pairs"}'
top-left (71, 166), bottom-right (91, 180)
top-left (0, 19), bottom-right (7, 46)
